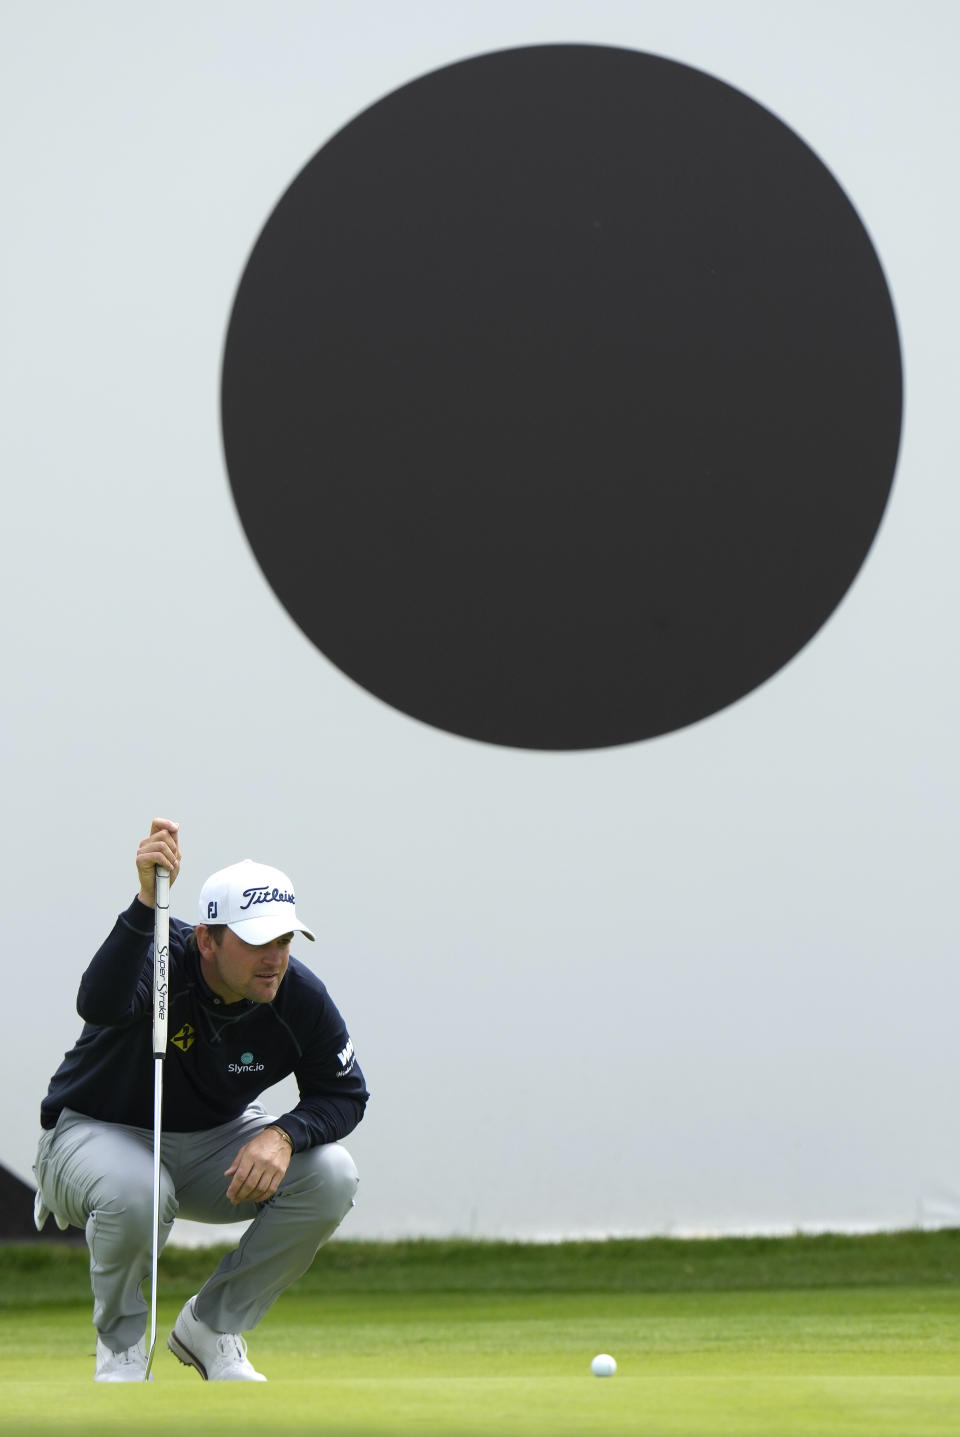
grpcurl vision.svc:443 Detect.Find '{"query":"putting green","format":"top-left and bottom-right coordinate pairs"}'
top-left (2, 1286), bottom-right (959, 1435)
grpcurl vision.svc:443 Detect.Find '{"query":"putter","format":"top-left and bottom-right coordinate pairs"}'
top-left (144, 864), bottom-right (170, 1379)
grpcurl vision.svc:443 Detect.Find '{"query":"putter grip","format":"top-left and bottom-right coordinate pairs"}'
top-left (153, 865), bottom-right (170, 1056)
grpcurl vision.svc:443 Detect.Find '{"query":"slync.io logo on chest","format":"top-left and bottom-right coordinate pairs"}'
top-left (228, 1050), bottom-right (265, 1074)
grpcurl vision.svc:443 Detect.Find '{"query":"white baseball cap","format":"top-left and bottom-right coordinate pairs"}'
top-left (197, 859), bottom-right (316, 945)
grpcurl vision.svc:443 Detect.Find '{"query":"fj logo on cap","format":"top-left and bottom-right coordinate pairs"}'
top-left (207, 901), bottom-right (218, 919)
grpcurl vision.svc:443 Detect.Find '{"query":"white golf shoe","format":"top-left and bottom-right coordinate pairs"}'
top-left (94, 1336), bottom-right (153, 1382)
top-left (168, 1295), bottom-right (267, 1381)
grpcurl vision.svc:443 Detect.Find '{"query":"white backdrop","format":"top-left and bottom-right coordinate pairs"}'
top-left (2, 1), bottom-right (958, 1241)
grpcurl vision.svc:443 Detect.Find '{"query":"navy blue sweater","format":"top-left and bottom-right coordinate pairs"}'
top-left (41, 898), bottom-right (369, 1151)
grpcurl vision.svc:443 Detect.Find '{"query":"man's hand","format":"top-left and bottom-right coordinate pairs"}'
top-left (224, 1128), bottom-right (293, 1205)
top-left (136, 818), bottom-right (181, 908)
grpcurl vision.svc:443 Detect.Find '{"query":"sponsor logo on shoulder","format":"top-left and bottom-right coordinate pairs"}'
top-left (336, 1038), bottom-right (356, 1077)
top-left (228, 1049), bottom-right (266, 1074)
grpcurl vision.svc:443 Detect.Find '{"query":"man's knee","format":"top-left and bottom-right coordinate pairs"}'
top-left (286, 1143), bottom-right (358, 1221)
top-left (88, 1167), bottom-right (176, 1242)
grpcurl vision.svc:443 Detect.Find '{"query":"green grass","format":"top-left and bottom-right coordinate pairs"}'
top-left (2, 1233), bottom-right (960, 1435)
top-left (7, 1229), bottom-right (960, 1303)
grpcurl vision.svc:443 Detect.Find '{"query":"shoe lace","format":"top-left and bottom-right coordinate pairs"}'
top-left (215, 1332), bottom-right (251, 1366)
top-left (108, 1344), bottom-right (143, 1367)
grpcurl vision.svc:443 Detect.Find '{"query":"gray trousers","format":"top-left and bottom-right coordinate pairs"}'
top-left (34, 1105), bottom-right (358, 1353)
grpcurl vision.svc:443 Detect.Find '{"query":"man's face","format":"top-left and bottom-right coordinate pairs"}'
top-left (197, 926), bottom-right (293, 1005)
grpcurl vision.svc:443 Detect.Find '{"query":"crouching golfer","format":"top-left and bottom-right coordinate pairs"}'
top-left (34, 818), bottom-right (368, 1382)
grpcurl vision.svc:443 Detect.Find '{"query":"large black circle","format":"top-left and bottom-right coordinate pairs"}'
top-left (222, 45), bottom-right (901, 750)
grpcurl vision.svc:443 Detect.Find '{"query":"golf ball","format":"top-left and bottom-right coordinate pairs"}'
top-left (591, 1353), bottom-right (617, 1377)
